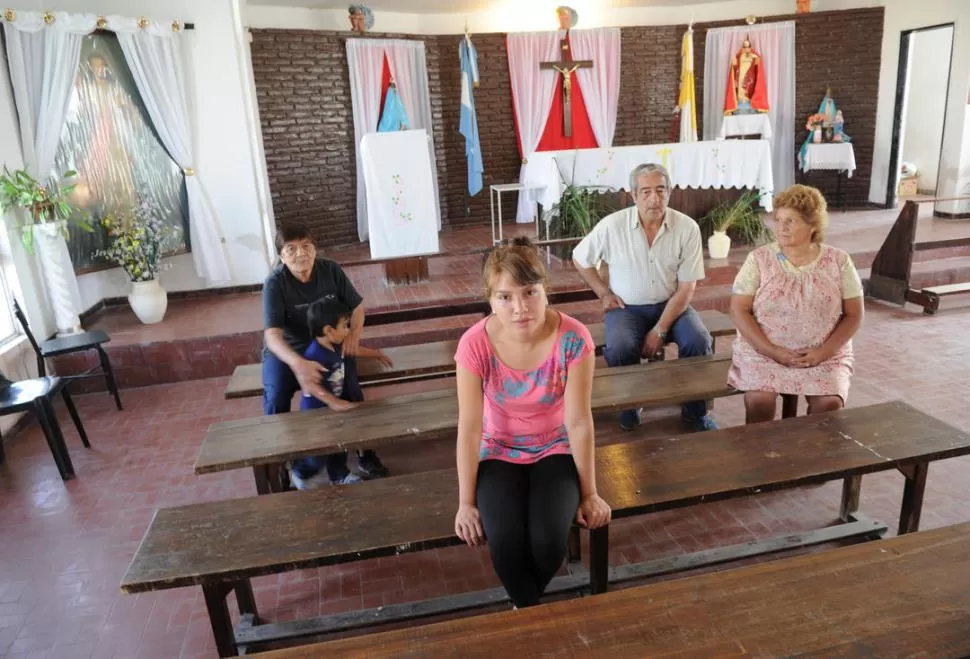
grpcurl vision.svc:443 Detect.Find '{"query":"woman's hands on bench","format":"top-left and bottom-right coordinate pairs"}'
top-left (455, 503), bottom-right (485, 546)
top-left (577, 493), bottom-right (611, 530)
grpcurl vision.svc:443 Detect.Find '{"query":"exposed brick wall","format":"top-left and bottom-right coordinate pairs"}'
top-left (250, 7), bottom-right (883, 248)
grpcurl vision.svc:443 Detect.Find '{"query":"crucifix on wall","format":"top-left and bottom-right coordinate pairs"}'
top-left (540, 33), bottom-right (593, 138)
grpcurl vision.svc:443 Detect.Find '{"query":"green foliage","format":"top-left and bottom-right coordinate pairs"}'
top-left (542, 159), bottom-right (620, 259)
top-left (700, 190), bottom-right (770, 246)
top-left (0, 166), bottom-right (93, 252)
top-left (94, 200), bottom-right (182, 282)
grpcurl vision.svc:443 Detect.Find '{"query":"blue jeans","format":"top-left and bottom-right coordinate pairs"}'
top-left (262, 351), bottom-right (299, 415)
top-left (603, 303), bottom-right (713, 421)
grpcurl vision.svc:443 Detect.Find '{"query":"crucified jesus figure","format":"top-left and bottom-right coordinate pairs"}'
top-left (540, 36), bottom-right (593, 138)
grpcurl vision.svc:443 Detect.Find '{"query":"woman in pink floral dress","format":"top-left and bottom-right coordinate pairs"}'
top-left (728, 185), bottom-right (864, 424)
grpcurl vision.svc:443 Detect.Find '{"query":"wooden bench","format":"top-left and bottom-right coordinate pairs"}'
top-left (867, 197), bottom-right (970, 314)
top-left (271, 522), bottom-right (970, 658)
top-left (224, 309), bottom-right (737, 399)
top-left (123, 401), bottom-right (970, 656)
top-left (919, 282), bottom-right (970, 314)
top-left (202, 353), bottom-right (738, 494)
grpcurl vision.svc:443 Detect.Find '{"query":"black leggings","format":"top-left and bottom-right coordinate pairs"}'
top-left (476, 454), bottom-right (580, 608)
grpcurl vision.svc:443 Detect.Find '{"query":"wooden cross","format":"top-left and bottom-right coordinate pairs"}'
top-left (539, 34), bottom-right (593, 138)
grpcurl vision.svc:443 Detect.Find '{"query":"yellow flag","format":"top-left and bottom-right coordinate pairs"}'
top-left (678, 27), bottom-right (698, 143)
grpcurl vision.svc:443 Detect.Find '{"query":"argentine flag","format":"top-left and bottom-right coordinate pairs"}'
top-left (460, 35), bottom-right (484, 196)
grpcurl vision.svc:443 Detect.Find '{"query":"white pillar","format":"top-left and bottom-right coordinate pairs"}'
top-left (32, 222), bottom-right (82, 336)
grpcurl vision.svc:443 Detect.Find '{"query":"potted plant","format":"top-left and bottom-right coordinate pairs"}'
top-left (95, 200), bottom-right (181, 324)
top-left (0, 166), bottom-right (93, 251)
top-left (701, 190), bottom-right (769, 259)
top-left (542, 159), bottom-right (619, 260)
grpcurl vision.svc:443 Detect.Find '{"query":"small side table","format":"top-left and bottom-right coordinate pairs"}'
top-left (802, 143), bottom-right (856, 208)
top-left (490, 183), bottom-right (545, 245)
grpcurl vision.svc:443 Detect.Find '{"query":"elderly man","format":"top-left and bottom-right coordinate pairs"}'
top-left (572, 163), bottom-right (718, 432)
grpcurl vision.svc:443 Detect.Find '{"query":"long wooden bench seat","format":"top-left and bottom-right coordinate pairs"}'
top-left (223, 309), bottom-right (737, 399)
top-left (200, 353), bottom-right (737, 494)
top-left (123, 401), bottom-right (970, 656)
top-left (268, 522), bottom-right (970, 658)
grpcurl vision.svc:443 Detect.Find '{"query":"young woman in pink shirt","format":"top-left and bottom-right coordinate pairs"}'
top-left (453, 237), bottom-right (611, 608)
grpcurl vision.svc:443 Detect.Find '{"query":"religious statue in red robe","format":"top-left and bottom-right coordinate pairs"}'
top-left (724, 38), bottom-right (769, 115)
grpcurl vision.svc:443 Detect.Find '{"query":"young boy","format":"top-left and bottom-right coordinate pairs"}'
top-left (288, 295), bottom-right (394, 490)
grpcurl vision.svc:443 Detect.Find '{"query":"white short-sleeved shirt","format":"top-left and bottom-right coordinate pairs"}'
top-left (572, 206), bottom-right (705, 305)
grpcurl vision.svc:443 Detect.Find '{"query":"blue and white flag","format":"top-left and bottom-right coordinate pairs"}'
top-left (377, 82), bottom-right (410, 132)
top-left (459, 34), bottom-right (484, 196)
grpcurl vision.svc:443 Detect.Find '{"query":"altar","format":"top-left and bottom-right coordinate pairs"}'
top-left (522, 139), bottom-right (775, 214)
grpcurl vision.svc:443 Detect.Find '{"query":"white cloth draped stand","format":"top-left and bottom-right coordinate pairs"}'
top-left (523, 140), bottom-right (775, 214)
top-left (720, 114), bottom-right (773, 140)
top-left (801, 143), bottom-right (856, 177)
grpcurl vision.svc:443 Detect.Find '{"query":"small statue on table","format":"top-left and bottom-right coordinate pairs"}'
top-left (348, 4), bottom-right (374, 35)
top-left (799, 89), bottom-right (851, 170)
top-left (724, 37), bottom-right (769, 115)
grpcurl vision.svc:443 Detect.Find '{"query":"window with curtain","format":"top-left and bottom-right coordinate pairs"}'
top-left (52, 31), bottom-right (189, 272)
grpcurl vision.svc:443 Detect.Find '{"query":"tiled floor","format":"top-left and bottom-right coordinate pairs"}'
top-left (1, 298), bottom-right (969, 658)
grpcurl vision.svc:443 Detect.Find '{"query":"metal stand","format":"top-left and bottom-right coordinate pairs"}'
top-left (489, 183), bottom-right (545, 245)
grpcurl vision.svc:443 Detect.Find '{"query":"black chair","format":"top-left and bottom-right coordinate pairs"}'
top-left (0, 375), bottom-right (90, 481)
top-left (13, 299), bottom-right (122, 411)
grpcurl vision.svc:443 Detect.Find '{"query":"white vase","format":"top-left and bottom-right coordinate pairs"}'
top-left (128, 279), bottom-right (168, 324)
top-left (708, 230), bottom-right (732, 260)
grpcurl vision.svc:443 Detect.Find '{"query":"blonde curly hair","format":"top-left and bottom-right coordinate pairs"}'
top-left (772, 184), bottom-right (829, 244)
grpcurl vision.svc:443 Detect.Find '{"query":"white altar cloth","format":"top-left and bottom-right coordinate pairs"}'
top-left (522, 139), bottom-right (775, 214)
top-left (801, 143), bottom-right (856, 177)
top-left (360, 129), bottom-right (440, 260)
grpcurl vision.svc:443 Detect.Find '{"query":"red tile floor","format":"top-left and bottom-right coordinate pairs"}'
top-left (1, 295), bottom-right (969, 658)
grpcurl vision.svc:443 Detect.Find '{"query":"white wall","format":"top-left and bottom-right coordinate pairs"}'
top-left (0, 0), bottom-right (275, 327)
top-left (901, 26), bottom-right (953, 193)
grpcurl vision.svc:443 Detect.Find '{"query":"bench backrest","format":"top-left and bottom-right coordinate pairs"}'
top-left (224, 309), bottom-right (738, 398)
top-left (124, 401), bottom-right (970, 593)
top-left (199, 353), bottom-right (735, 474)
top-left (259, 522), bottom-right (970, 658)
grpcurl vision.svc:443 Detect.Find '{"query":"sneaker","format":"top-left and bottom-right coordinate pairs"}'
top-left (357, 451), bottom-right (390, 479)
top-left (683, 414), bottom-right (719, 432)
top-left (619, 409), bottom-right (642, 431)
top-left (288, 467), bottom-right (330, 491)
top-left (333, 473), bottom-right (362, 485)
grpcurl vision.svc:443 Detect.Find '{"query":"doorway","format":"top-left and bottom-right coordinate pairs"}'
top-left (886, 23), bottom-right (954, 208)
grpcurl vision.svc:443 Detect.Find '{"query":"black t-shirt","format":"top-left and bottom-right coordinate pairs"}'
top-left (262, 258), bottom-right (363, 355)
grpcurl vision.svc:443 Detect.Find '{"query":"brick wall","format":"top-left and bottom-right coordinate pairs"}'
top-left (251, 7), bottom-right (883, 248)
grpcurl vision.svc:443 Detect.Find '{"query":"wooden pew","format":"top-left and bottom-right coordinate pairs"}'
top-left (265, 522), bottom-right (970, 658)
top-left (223, 309), bottom-right (737, 399)
top-left (201, 354), bottom-right (737, 494)
top-left (122, 402), bottom-right (970, 657)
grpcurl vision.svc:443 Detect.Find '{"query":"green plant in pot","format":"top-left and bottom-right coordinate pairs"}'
top-left (701, 189), bottom-right (769, 259)
top-left (0, 166), bottom-right (93, 252)
top-left (542, 160), bottom-right (619, 260)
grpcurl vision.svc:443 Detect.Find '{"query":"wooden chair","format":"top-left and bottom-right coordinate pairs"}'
top-left (0, 375), bottom-right (90, 481)
top-left (13, 299), bottom-right (123, 411)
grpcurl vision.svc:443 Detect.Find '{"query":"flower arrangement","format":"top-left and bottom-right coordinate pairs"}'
top-left (805, 112), bottom-right (828, 131)
top-left (95, 201), bottom-right (182, 282)
top-left (0, 166), bottom-right (93, 251)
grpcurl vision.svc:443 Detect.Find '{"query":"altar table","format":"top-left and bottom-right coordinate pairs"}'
top-left (522, 139), bottom-right (774, 213)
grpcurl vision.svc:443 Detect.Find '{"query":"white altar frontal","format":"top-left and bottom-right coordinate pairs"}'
top-left (523, 139), bottom-right (775, 213)
top-left (360, 129), bottom-right (440, 260)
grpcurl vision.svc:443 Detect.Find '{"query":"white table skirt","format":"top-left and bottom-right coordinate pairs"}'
top-left (720, 113), bottom-right (773, 140)
top-left (522, 139), bottom-right (775, 212)
top-left (802, 143), bottom-right (856, 178)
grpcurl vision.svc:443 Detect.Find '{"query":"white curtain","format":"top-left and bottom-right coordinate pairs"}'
top-left (118, 31), bottom-right (230, 285)
top-left (346, 40), bottom-right (385, 242)
top-left (506, 31), bottom-right (560, 222)
top-left (3, 12), bottom-right (231, 288)
top-left (704, 22), bottom-right (795, 192)
top-left (384, 41), bottom-right (441, 232)
top-left (570, 27), bottom-right (621, 149)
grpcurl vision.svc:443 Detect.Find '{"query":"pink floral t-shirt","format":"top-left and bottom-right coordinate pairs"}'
top-left (454, 313), bottom-right (593, 464)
